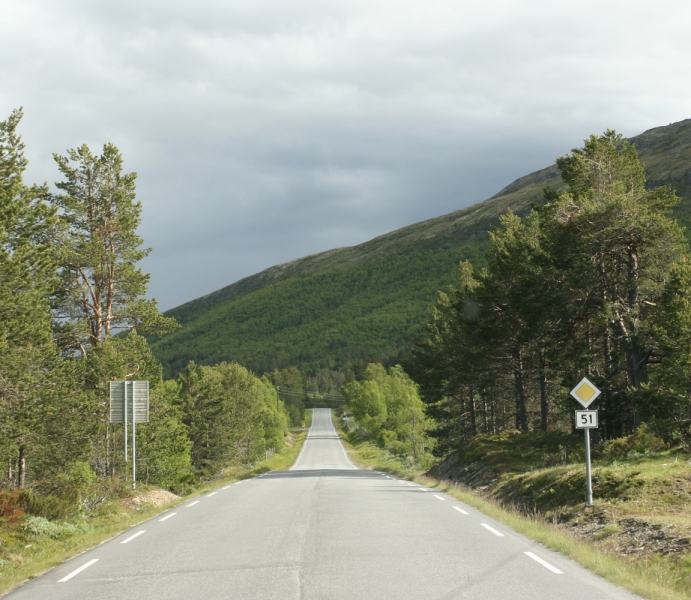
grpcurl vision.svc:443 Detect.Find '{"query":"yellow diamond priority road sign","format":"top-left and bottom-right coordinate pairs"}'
top-left (570, 377), bottom-right (601, 408)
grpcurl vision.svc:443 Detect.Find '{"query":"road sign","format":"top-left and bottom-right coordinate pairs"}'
top-left (110, 380), bottom-right (149, 491)
top-left (575, 410), bottom-right (598, 429)
top-left (109, 381), bottom-right (150, 423)
top-left (570, 377), bottom-right (601, 409)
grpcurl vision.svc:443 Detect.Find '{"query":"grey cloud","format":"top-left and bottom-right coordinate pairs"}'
top-left (1, 0), bottom-right (690, 309)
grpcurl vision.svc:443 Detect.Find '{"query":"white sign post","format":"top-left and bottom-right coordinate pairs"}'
top-left (110, 381), bottom-right (149, 489)
top-left (570, 378), bottom-right (601, 507)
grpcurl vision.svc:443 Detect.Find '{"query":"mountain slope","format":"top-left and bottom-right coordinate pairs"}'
top-left (151, 119), bottom-right (691, 377)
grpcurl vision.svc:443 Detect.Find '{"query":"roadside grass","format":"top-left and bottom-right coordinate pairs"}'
top-left (0, 429), bottom-right (308, 596)
top-left (337, 429), bottom-right (691, 600)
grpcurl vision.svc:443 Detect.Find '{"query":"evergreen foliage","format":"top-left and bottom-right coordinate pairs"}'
top-left (412, 130), bottom-right (691, 452)
top-left (0, 110), bottom-right (292, 512)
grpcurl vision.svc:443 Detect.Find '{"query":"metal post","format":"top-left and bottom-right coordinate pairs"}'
top-left (276, 386), bottom-right (280, 412)
top-left (133, 419), bottom-right (136, 490)
top-left (131, 381), bottom-right (137, 489)
top-left (124, 381), bottom-right (128, 462)
top-left (584, 428), bottom-right (593, 506)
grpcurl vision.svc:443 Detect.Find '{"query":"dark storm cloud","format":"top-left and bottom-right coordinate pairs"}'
top-left (1, 0), bottom-right (690, 308)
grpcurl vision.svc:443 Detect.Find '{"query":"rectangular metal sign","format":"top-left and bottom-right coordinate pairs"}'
top-left (109, 381), bottom-right (149, 423)
top-left (575, 410), bottom-right (598, 429)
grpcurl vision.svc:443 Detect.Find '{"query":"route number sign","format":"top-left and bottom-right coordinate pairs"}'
top-left (575, 410), bottom-right (598, 429)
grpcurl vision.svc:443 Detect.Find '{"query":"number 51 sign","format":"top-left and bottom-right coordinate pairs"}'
top-left (575, 410), bottom-right (598, 429)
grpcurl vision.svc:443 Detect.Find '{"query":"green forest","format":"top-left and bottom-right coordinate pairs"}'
top-left (0, 110), bottom-right (291, 520)
top-left (411, 130), bottom-right (691, 457)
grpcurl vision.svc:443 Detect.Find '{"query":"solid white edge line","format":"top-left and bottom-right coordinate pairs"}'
top-left (289, 409), bottom-right (313, 471)
top-left (453, 506), bottom-right (469, 515)
top-left (480, 523), bottom-right (505, 537)
top-left (327, 408), bottom-right (358, 470)
top-left (433, 494), bottom-right (445, 501)
top-left (121, 530), bottom-right (146, 544)
top-left (58, 559), bottom-right (99, 582)
top-left (525, 552), bottom-right (563, 573)
top-left (159, 512), bottom-right (177, 521)
top-left (186, 500), bottom-right (200, 507)
top-left (207, 492), bottom-right (217, 496)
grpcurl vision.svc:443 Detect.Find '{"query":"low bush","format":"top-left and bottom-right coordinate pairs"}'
top-left (22, 516), bottom-right (91, 540)
top-left (600, 424), bottom-right (666, 461)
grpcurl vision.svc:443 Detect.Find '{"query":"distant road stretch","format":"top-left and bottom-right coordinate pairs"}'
top-left (8, 408), bottom-right (639, 599)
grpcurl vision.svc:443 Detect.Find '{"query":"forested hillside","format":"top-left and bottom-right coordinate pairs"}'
top-left (151, 119), bottom-right (691, 377)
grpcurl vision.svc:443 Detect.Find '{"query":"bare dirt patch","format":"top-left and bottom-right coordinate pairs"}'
top-left (123, 488), bottom-right (180, 511)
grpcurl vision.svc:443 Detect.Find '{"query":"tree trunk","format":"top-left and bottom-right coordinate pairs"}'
top-left (18, 445), bottom-right (26, 489)
top-left (514, 347), bottom-right (528, 431)
top-left (469, 384), bottom-right (477, 435)
top-left (482, 393), bottom-right (488, 434)
top-left (539, 350), bottom-right (548, 432)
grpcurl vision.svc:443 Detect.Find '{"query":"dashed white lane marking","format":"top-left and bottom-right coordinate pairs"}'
top-left (480, 523), bottom-right (504, 537)
top-left (222, 485), bottom-right (231, 489)
top-left (418, 488), bottom-right (429, 492)
top-left (186, 501), bottom-right (200, 507)
top-left (525, 552), bottom-right (563, 574)
top-left (407, 483), bottom-right (416, 487)
top-left (207, 492), bottom-right (217, 496)
top-left (453, 506), bottom-right (469, 515)
top-left (58, 559), bottom-right (99, 582)
top-left (433, 494), bottom-right (445, 501)
top-left (159, 512), bottom-right (177, 522)
top-left (121, 530), bottom-right (146, 544)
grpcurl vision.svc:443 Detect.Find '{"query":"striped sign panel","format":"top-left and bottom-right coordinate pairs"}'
top-left (109, 381), bottom-right (150, 423)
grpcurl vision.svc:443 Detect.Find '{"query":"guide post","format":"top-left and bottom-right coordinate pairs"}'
top-left (570, 378), bottom-right (601, 507)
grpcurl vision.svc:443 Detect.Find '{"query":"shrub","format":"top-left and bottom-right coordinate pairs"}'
top-left (601, 424), bottom-right (666, 461)
top-left (19, 490), bottom-right (72, 520)
top-left (0, 491), bottom-right (24, 525)
top-left (22, 516), bottom-right (91, 539)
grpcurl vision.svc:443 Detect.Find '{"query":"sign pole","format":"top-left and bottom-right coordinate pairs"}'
top-left (133, 419), bottom-right (137, 490)
top-left (584, 427), bottom-right (593, 506)
top-left (570, 377), bottom-right (601, 508)
top-left (124, 381), bottom-right (128, 463)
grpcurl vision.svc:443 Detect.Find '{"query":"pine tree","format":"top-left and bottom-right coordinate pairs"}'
top-left (51, 143), bottom-right (177, 354)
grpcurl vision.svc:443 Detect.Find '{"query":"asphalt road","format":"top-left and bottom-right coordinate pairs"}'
top-left (6, 408), bottom-right (640, 599)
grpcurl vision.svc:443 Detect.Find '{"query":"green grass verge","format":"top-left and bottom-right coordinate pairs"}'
top-left (336, 429), bottom-right (690, 600)
top-left (0, 430), bottom-right (308, 596)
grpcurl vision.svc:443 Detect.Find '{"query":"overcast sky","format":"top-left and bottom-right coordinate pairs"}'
top-left (2, 0), bottom-right (690, 310)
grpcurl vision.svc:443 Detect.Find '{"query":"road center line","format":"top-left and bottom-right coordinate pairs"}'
top-left (407, 483), bottom-right (416, 487)
top-left (186, 500), bottom-right (200, 507)
top-left (453, 506), bottom-right (469, 515)
top-left (121, 530), bottom-right (146, 544)
top-left (159, 512), bottom-right (177, 521)
top-left (58, 559), bottom-right (99, 582)
top-left (222, 485), bottom-right (231, 489)
top-left (433, 494), bottom-right (445, 501)
top-left (480, 523), bottom-right (505, 537)
top-left (418, 487), bottom-right (429, 492)
top-left (525, 552), bottom-right (563, 574)
top-left (207, 492), bottom-right (217, 496)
